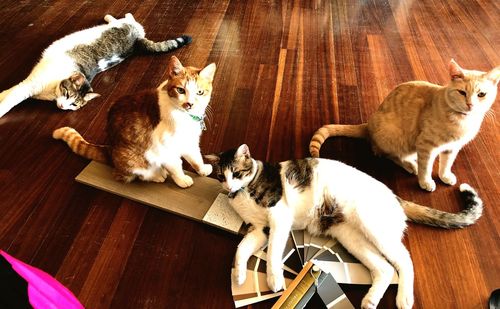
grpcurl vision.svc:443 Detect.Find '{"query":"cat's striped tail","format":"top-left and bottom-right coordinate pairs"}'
top-left (53, 127), bottom-right (109, 163)
top-left (309, 123), bottom-right (368, 157)
top-left (399, 184), bottom-right (483, 229)
top-left (136, 35), bottom-right (192, 53)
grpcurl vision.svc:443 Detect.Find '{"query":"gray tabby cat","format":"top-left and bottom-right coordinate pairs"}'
top-left (0, 13), bottom-right (191, 118)
top-left (206, 144), bottom-right (483, 309)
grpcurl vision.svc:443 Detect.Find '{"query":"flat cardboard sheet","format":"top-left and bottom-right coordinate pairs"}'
top-left (76, 161), bottom-right (224, 223)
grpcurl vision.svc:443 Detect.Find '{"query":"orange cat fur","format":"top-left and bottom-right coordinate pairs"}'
top-left (53, 56), bottom-right (216, 188)
top-left (310, 59), bottom-right (499, 191)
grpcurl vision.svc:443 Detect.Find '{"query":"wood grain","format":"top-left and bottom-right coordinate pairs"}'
top-left (0, 0), bottom-right (498, 308)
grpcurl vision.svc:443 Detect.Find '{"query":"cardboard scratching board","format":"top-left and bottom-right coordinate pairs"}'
top-left (76, 161), bottom-right (246, 234)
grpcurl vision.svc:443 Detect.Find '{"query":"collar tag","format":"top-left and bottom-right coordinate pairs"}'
top-left (189, 113), bottom-right (207, 131)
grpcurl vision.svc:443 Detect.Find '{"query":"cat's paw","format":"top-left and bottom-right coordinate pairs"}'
top-left (361, 295), bottom-right (378, 309)
top-left (266, 270), bottom-right (284, 292)
top-left (173, 175), bottom-right (194, 188)
top-left (419, 178), bottom-right (436, 192)
top-left (396, 290), bottom-right (414, 309)
top-left (439, 172), bottom-right (457, 186)
top-left (232, 267), bottom-right (247, 285)
top-left (197, 164), bottom-right (213, 177)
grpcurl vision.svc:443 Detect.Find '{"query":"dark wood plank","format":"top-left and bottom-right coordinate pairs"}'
top-left (0, 0), bottom-right (498, 308)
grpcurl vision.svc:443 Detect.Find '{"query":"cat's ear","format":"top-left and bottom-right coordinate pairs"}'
top-left (236, 144), bottom-right (250, 158)
top-left (167, 56), bottom-right (184, 78)
top-left (485, 66), bottom-right (500, 85)
top-left (449, 59), bottom-right (465, 80)
top-left (204, 154), bottom-right (220, 165)
top-left (199, 63), bottom-right (216, 83)
top-left (69, 72), bottom-right (87, 88)
top-left (83, 92), bottom-right (100, 102)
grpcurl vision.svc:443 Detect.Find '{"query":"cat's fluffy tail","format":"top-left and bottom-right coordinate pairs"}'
top-left (53, 127), bottom-right (109, 163)
top-left (136, 35), bottom-right (192, 53)
top-left (309, 123), bottom-right (368, 157)
top-left (399, 184), bottom-right (483, 229)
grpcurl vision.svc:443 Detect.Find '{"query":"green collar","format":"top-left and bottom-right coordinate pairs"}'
top-left (188, 113), bottom-right (207, 130)
top-left (189, 114), bottom-right (204, 122)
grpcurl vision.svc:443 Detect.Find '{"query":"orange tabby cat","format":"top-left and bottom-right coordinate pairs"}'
top-left (310, 59), bottom-right (499, 191)
top-left (53, 56), bottom-right (216, 188)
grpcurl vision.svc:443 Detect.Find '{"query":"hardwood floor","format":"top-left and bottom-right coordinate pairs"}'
top-left (0, 0), bottom-right (498, 308)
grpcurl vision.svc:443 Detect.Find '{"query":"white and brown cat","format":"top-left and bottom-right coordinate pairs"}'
top-left (206, 144), bottom-right (483, 309)
top-left (0, 13), bottom-right (191, 118)
top-left (53, 56), bottom-right (216, 188)
top-left (310, 60), bottom-right (500, 191)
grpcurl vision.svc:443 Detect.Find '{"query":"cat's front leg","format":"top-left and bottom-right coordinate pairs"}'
top-left (183, 147), bottom-right (212, 177)
top-left (0, 80), bottom-right (37, 118)
top-left (163, 157), bottom-right (193, 188)
top-left (232, 226), bottom-right (268, 285)
top-left (266, 203), bottom-right (293, 292)
top-left (416, 143), bottom-right (439, 192)
top-left (438, 148), bottom-right (460, 185)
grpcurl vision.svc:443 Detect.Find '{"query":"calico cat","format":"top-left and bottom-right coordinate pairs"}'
top-left (310, 60), bottom-right (500, 191)
top-left (0, 13), bottom-right (191, 118)
top-left (206, 144), bottom-right (483, 309)
top-left (53, 56), bottom-right (216, 188)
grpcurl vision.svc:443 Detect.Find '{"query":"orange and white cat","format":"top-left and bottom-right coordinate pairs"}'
top-left (53, 56), bottom-right (216, 188)
top-left (310, 60), bottom-right (500, 191)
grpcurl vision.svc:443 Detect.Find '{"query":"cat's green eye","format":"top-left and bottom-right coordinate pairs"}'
top-left (197, 90), bottom-right (205, 96)
top-left (457, 90), bottom-right (467, 96)
top-left (176, 87), bottom-right (185, 94)
top-left (477, 92), bottom-right (486, 98)
top-left (233, 171), bottom-right (242, 178)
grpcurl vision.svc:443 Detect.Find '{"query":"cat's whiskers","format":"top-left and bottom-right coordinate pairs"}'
top-left (484, 109), bottom-right (496, 123)
top-left (205, 105), bottom-right (214, 127)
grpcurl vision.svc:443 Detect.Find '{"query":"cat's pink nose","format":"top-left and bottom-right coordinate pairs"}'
top-left (183, 102), bottom-right (193, 110)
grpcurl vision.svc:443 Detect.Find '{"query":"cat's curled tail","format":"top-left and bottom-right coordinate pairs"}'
top-left (309, 123), bottom-right (368, 157)
top-left (136, 35), bottom-right (192, 53)
top-left (53, 127), bottom-right (109, 163)
top-left (399, 184), bottom-right (483, 228)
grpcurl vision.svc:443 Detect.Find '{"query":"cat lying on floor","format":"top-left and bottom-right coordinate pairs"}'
top-left (0, 13), bottom-right (191, 118)
top-left (206, 144), bottom-right (483, 309)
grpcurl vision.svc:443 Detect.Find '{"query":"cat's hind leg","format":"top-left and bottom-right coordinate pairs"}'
top-left (125, 13), bottom-right (135, 21)
top-left (356, 201), bottom-right (414, 309)
top-left (330, 224), bottom-right (395, 309)
top-left (113, 170), bottom-right (137, 183)
top-left (389, 153), bottom-right (418, 175)
top-left (376, 241), bottom-right (414, 309)
top-left (104, 14), bottom-right (117, 23)
top-left (233, 226), bottom-right (268, 285)
top-left (266, 204), bottom-right (293, 292)
top-left (132, 166), bottom-right (168, 183)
